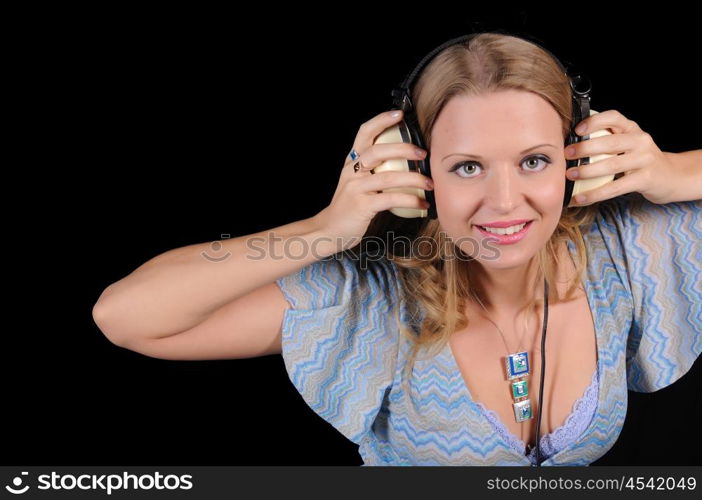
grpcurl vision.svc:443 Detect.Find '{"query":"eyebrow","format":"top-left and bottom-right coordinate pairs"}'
top-left (441, 143), bottom-right (558, 161)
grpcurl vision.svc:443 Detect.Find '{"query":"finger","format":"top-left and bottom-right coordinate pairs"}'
top-left (350, 170), bottom-right (434, 194)
top-left (569, 172), bottom-right (643, 207)
top-left (566, 151), bottom-right (645, 180)
top-left (565, 131), bottom-right (641, 161)
top-left (573, 109), bottom-right (642, 138)
top-left (366, 191), bottom-right (430, 213)
top-left (357, 142), bottom-right (427, 170)
top-left (351, 109), bottom-right (406, 154)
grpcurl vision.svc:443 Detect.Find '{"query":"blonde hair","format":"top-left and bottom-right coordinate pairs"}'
top-left (353, 33), bottom-right (601, 426)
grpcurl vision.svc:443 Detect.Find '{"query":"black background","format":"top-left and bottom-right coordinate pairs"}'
top-left (10, 7), bottom-right (701, 466)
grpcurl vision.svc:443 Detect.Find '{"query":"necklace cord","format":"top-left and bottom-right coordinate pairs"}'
top-left (472, 278), bottom-right (549, 466)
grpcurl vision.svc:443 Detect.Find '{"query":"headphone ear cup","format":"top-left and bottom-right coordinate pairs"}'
top-left (565, 109), bottom-right (616, 207)
top-left (373, 122), bottom-right (435, 218)
top-left (415, 155), bottom-right (437, 219)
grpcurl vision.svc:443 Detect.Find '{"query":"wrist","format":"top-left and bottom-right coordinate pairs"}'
top-left (663, 150), bottom-right (702, 203)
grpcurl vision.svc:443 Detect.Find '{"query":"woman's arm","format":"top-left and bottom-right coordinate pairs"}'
top-left (92, 215), bottom-right (337, 346)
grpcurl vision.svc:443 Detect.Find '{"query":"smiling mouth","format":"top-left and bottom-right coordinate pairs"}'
top-left (474, 221), bottom-right (533, 235)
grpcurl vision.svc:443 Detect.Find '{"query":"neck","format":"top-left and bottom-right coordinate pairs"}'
top-left (468, 258), bottom-right (544, 354)
top-left (471, 257), bottom-right (541, 318)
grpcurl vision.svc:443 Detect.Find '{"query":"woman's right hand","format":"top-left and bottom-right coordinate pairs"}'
top-left (312, 109), bottom-right (434, 252)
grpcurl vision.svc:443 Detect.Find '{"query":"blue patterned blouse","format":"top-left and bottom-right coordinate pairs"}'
top-left (275, 192), bottom-right (701, 465)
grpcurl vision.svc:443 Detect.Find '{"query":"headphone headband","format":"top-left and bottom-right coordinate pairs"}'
top-left (391, 30), bottom-right (592, 114)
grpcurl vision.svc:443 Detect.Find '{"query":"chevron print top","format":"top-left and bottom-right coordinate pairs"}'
top-left (275, 192), bottom-right (701, 465)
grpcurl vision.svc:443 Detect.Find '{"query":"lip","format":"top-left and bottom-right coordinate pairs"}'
top-left (474, 220), bottom-right (533, 245)
top-left (476, 219), bottom-right (532, 228)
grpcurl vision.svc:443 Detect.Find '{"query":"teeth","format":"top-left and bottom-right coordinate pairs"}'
top-left (480, 222), bottom-right (527, 235)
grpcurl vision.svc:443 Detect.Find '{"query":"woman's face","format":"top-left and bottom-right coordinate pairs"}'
top-left (429, 89), bottom-right (566, 269)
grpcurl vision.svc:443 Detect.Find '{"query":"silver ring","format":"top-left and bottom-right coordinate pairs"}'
top-left (352, 158), bottom-right (374, 174)
top-left (349, 149), bottom-right (360, 161)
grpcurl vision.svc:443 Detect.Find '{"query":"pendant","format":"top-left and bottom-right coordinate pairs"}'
top-left (505, 351), bottom-right (530, 380)
top-left (511, 379), bottom-right (528, 398)
top-left (513, 398), bottom-right (533, 422)
top-left (506, 351), bottom-right (533, 422)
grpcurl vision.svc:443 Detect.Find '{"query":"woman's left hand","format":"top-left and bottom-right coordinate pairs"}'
top-left (564, 109), bottom-right (677, 205)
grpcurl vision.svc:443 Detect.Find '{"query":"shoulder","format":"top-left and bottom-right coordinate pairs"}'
top-left (276, 251), bottom-right (400, 311)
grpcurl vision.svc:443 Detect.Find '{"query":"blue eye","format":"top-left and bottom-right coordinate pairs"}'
top-left (449, 155), bottom-right (552, 178)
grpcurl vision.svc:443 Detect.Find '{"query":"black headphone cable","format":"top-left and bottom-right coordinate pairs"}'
top-left (533, 278), bottom-right (549, 466)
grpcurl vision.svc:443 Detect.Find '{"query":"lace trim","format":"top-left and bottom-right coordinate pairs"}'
top-left (475, 368), bottom-right (599, 462)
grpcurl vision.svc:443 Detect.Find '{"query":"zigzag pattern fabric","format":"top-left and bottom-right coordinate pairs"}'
top-left (275, 192), bottom-right (701, 465)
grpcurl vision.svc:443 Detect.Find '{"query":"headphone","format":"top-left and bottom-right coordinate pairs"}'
top-left (372, 29), bottom-right (615, 219)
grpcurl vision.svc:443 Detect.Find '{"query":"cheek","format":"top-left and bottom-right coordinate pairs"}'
top-left (435, 184), bottom-right (471, 211)
top-left (539, 167), bottom-right (567, 228)
top-left (541, 165), bottom-right (567, 204)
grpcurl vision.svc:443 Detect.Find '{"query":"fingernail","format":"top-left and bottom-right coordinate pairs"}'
top-left (426, 178), bottom-right (434, 189)
top-left (575, 122), bottom-right (587, 135)
top-left (574, 194), bottom-right (586, 204)
top-left (415, 148), bottom-right (427, 158)
top-left (391, 110), bottom-right (402, 118)
top-left (567, 169), bottom-right (579, 179)
top-left (565, 146), bottom-right (576, 157)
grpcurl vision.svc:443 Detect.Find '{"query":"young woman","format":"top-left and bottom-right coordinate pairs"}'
top-left (93, 33), bottom-right (701, 466)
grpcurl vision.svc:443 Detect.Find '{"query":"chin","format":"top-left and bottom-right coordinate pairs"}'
top-left (477, 255), bottom-right (538, 270)
top-left (457, 233), bottom-right (545, 267)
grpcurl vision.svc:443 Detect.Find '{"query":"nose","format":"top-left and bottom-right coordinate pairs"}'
top-left (483, 164), bottom-right (522, 212)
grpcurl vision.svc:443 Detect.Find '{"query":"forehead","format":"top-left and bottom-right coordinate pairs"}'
top-left (430, 90), bottom-right (562, 152)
